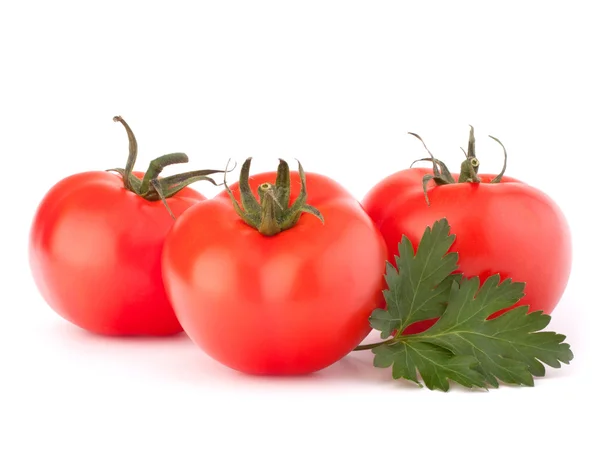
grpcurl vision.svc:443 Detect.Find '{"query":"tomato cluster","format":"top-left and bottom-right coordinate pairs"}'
top-left (29, 119), bottom-right (572, 375)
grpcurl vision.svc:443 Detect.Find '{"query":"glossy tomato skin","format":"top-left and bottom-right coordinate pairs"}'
top-left (29, 170), bottom-right (205, 336)
top-left (362, 167), bottom-right (571, 334)
top-left (162, 171), bottom-right (387, 375)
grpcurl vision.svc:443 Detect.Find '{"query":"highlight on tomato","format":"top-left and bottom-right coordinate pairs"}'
top-left (362, 126), bottom-right (572, 334)
top-left (161, 158), bottom-right (388, 375)
top-left (29, 116), bottom-right (225, 336)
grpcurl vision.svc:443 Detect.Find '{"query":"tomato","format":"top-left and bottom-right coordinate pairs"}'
top-left (29, 117), bottom-right (221, 336)
top-left (362, 130), bottom-right (572, 334)
top-left (162, 159), bottom-right (387, 375)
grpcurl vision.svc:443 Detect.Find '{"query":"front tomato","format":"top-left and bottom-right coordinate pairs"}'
top-left (29, 117), bottom-right (222, 336)
top-left (162, 159), bottom-right (387, 375)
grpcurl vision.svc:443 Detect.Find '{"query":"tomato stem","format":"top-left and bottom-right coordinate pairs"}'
top-left (223, 158), bottom-right (324, 236)
top-left (457, 126), bottom-right (481, 183)
top-left (257, 183), bottom-right (283, 235)
top-left (409, 126), bottom-right (509, 205)
top-left (108, 116), bottom-right (229, 218)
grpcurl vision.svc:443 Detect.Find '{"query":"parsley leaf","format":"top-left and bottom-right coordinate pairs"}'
top-left (367, 218), bottom-right (574, 391)
top-left (369, 218), bottom-right (459, 338)
top-left (373, 342), bottom-right (487, 391)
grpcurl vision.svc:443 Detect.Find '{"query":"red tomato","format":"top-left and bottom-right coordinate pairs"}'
top-left (29, 171), bottom-right (204, 335)
top-left (29, 117), bottom-right (218, 336)
top-left (362, 167), bottom-right (572, 334)
top-left (162, 162), bottom-right (387, 375)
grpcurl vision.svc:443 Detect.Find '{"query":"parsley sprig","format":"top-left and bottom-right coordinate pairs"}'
top-left (360, 218), bottom-right (573, 391)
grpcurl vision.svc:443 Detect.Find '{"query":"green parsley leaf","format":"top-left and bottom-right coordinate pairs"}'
top-left (367, 218), bottom-right (574, 391)
top-left (369, 218), bottom-right (459, 338)
top-left (373, 342), bottom-right (487, 391)
top-left (420, 276), bottom-right (575, 387)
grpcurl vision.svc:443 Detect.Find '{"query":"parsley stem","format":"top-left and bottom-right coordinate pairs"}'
top-left (353, 339), bottom-right (395, 351)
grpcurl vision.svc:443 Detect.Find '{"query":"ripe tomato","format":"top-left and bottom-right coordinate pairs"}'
top-left (29, 117), bottom-right (221, 336)
top-left (362, 130), bottom-right (571, 334)
top-left (162, 159), bottom-right (387, 375)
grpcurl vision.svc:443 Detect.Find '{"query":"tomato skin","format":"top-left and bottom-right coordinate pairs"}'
top-left (362, 167), bottom-right (571, 334)
top-left (29, 170), bottom-right (205, 336)
top-left (162, 171), bottom-right (387, 375)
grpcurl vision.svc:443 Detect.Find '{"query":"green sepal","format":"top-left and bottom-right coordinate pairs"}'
top-left (275, 159), bottom-right (291, 211)
top-left (109, 116), bottom-right (228, 218)
top-left (408, 132), bottom-right (455, 204)
top-left (408, 126), bottom-right (511, 200)
top-left (410, 157), bottom-right (456, 184)
top-left (223, 158), bottom-right (324, 236)
top-left (139, 152), bottom-right (189, 194)
top-left (488, 135), bottom-right (508, 183)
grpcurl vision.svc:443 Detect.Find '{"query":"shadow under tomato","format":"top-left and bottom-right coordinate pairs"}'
top-left (48, 319), bottom-right (190, 345)
top-left (45, 319), bottom-right (570, 391)
top-left (47, 320), bottom-right (404, 387)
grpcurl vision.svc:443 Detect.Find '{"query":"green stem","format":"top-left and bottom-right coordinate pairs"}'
top-left (257, 183), bottom-right (283, 236)
top-left (353, 339), bottom-right (395, 351)
top-left (458, 125), bottom-right (481, 183)
top-left (458, 158), bottom-right (481, 183)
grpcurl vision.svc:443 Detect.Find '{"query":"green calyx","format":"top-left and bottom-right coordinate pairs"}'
top-left (108, 116), bottom-right (227, 218)
top-left (409, 125), bottom-right (508, 205)
top-left (224, 157), bottom-right (324, 236)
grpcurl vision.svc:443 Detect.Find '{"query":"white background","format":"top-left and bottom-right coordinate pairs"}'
top-left (1, 1), bottom-right (597, 453)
